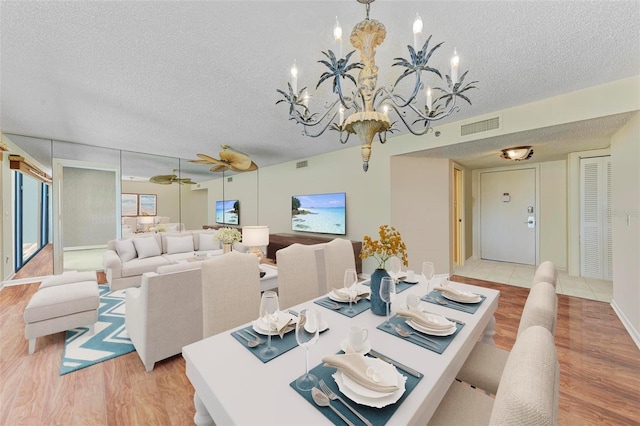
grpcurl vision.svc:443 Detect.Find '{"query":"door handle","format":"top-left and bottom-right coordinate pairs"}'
top-left (525, 216), bottom-right (535, 228)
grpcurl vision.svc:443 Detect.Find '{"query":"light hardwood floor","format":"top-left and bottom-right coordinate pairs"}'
top-left (2, 251), bottom-right (639, 425)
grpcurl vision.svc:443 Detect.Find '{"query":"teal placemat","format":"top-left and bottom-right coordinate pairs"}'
top-left (376, 315), bottom-right (464, 354)
top-left (290, 351), bottom-right (423, 425)
top-left (314, 296), bottom-right (371, 318)
top-left (421, 291), bottom-right (485, 314)
top-left (232, 322), bottom-right (330, 363)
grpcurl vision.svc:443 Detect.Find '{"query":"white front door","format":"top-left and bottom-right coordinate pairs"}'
top-left (480, 168), bottom-right (536, 265)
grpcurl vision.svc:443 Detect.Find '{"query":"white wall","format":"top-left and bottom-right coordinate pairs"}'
top-left (539, 160), bottom-right (567, 270)
top-left (610, 112), bottom-right (640, 347)
top-left (391, 156), bottom-right (452, 274)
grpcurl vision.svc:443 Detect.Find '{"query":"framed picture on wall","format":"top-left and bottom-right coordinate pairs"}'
top-left (121, 193), bottom-right (138, 216)
top-left (138, 194), bottom-right (157, 216)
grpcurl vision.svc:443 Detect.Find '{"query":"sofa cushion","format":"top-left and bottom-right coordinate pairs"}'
top-left (157, 262), bottom-right (204, 274)
top-left (121, 256), bottom-right (171, 278)
top-left (24, 281), bottom-right (99, 323)
top-left (133, 236), bottom-right (161, 259)
top-left (198, 233), bottom-right (221, 251)
top-left (166, 235), bottom-right (194, 254)
top-left (115, 238), bottom-right (137, 262)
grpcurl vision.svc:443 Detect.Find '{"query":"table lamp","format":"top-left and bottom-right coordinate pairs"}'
top-left (242, 226), bottom-right (270, 262)
top-left (139, 216), bottom-right (154, 232)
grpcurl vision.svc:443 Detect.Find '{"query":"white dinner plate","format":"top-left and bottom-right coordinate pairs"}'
top-left (441, 292), bottom-right (482, 304)
top-left (406, 319), bottom-right (457, 336)
top-left (251, 312), bottom-right (296, 335)
top-left (333, 365), bottom-right (406, 407)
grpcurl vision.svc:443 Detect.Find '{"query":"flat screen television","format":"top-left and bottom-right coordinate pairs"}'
top-left (215, 200), bottom-right (239, 225)
top-left (291, 192), bottom-right (346, 235)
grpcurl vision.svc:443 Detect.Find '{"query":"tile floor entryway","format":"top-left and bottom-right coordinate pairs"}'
top-left (454, 259), bottom-right (612, 303)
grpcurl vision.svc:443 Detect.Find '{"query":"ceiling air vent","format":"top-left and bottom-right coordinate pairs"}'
top-left (227, 176), bottom-right (233, 182)
top-left (461, 117), bottom-right (500, 136)
top-left (296, 160), bottom-right (308, 169)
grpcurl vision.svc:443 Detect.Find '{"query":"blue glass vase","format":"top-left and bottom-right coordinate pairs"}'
top-left (369, 268), bottom-right (390, 315)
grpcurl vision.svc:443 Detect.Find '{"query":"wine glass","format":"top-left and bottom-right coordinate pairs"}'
top-left (343, 268), bottom-right (358, 314)
top-left (295, 308), bottom-right (320, 390)
top-left (259, 291), bottom-right (280, 358)
top-left (422, 261), bottom-right (435, 294)
top-left (379, 276), bottom-right (395, 328)
top-left (386, 256), bottom-right (402, 283)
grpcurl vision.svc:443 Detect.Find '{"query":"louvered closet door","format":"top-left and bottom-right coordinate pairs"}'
top-left (580, 156), bottom-right (612, 280)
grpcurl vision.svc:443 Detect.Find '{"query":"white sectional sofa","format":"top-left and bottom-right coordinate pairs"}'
top-left (103, 230), bottom-right (224, 290)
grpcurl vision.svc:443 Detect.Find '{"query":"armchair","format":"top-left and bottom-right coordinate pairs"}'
top-left (125, 266), bottom-right (203, 372)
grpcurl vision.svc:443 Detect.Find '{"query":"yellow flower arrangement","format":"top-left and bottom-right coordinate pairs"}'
top-left (359, 225), bottom-right (408, 269)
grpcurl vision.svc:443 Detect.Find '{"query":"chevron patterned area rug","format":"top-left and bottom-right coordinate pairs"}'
top-left (60, 285), bottom-right (135, 375)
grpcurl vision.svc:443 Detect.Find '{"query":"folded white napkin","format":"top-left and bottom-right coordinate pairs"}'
top-left (434, 286), bottom-right (480, 302)
top-left (331, 287), bottom-right (370, 302)
top-left (322, 353), bottom-right (399, 394)
top-left (260, 312), bottom-right (295, 338)
top-left (396, 309), bottom-right (454, 330)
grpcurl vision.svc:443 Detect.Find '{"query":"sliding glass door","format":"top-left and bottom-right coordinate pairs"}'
top-left (14, 171), bottom-right (50, 271)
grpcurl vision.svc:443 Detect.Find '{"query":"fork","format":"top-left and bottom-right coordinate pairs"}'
top-left (319, 379), bottom-right (372, 426)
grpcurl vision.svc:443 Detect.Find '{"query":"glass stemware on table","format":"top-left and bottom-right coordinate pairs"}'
top-left (295, 308), bottom-right (320, 390)
top-left (386, 256), bottom-right (402, 283)
top-left (259, 291), bottom-right (280, 358)
top-left (379, 276), bottom-right (396, 328)
top-left (422, 261), bottom-right (435, 293)
top-left (343, 268), bottom-right (358, 314)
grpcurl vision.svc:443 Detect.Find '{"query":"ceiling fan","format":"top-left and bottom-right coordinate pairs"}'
top-left (190, 144), bottom-right (258, 173)
top-left (149, 169), bottom-right (197, 185)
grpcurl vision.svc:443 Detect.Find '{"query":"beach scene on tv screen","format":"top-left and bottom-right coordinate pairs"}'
top-left (216, 200), bottom-right (239, 225)
top-left (292, 193), bottom-right (345, 234)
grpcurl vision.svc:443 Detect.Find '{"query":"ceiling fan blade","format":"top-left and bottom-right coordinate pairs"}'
top-left (150, 174), bottom-right (177, 184)
top-left (220, 150), bottom-right (251, 170)
top-left (209, 165), bottom-right (228, 172)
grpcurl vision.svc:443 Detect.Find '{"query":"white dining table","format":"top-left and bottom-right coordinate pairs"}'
top-left (183, 276), bottom-right (499, 425)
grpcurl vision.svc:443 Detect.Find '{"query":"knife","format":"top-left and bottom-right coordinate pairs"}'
top-left (368, 349), bottom-right (422, 378)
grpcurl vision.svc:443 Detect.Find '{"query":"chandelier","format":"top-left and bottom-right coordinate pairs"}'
top-left (276, 0), bottom-right (477, 172)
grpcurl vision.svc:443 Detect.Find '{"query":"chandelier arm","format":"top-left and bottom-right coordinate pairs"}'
top-left (339, 131), bottom-right (351, 144)
top-left (299, 112), bottom-right (341, 137)
top-left (288, 99), bottom-right (342, 128)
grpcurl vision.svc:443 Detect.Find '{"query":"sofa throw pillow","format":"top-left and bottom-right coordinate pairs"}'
top-left (166, 235), bottom-right (194, 254)
top-left (115, 238), bottom-right (137, 262)
top-left (133, 237), bottom-right (161, 259)
top-left (166, 224), bottom-right (179, 232)
top-left (199, 233), bottom-right (221, 251)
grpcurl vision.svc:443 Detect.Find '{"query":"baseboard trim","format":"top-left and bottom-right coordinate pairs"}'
top-left (611, 299), bottom-right (640, 350)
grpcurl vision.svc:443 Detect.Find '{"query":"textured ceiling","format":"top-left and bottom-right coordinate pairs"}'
top-left (1, 0), bottom-right (639, 173)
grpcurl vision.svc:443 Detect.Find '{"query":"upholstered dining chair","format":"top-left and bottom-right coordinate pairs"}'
top-left (323, 238), bottom-right (356, 290)
top-left (455, 280), bottom-right (557, 395)
top-left (276, 243), bottom-right (326, 310)
top-left (428, 325), bottom-right (559, 426)
top-left (126, 265), bottom-right (203, 372)
top-left (201, 251), bottom-right (262, 337)
top-left (533, 260), bottom-right (558, 288)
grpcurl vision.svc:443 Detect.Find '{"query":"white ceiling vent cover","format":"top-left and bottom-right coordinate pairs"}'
top-left (461, 117), bottom-right (500, 136)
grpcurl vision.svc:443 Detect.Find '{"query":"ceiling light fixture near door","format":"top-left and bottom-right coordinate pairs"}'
top-left (276, 0), bottom-right (478, 172)
top-left (500, 146), bottom-right (534, 161)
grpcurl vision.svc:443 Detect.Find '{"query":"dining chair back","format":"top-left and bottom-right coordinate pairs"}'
top-left (490, 325), bottom-right (559, 425)
top-left (201, 251), bottom-right (262, 337)
top-left (323, 238), bottom-right (356, 290)
top-left (532, 260), bottom-right (557, 288)
top-left (456, 279), bottom-right (557, 395)
top-left (276, 243), bottom-right (326, 309)
top-left (428, 326), bottom-right (559, 426)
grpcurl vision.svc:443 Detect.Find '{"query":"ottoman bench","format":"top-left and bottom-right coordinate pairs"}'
top-left (24, 271), bottom-right (100, 354)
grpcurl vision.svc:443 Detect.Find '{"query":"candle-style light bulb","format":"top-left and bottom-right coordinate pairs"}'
top-left (450, 49), bottom-right (459, 85)
top-left (302, 90), bottom-right (309, 108)
top-left (334, 17), bottom-right (343, 58)
top-left (413, 13), bottom-right (423, 48)
top-left (382, 104), bottom-right (389, 116)
top-left (290, 60), bottom-right (298, 93)
top-left (426, 86), bottom-right (432, 112)
top-left (339, 107), bottom-right (345, 126)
